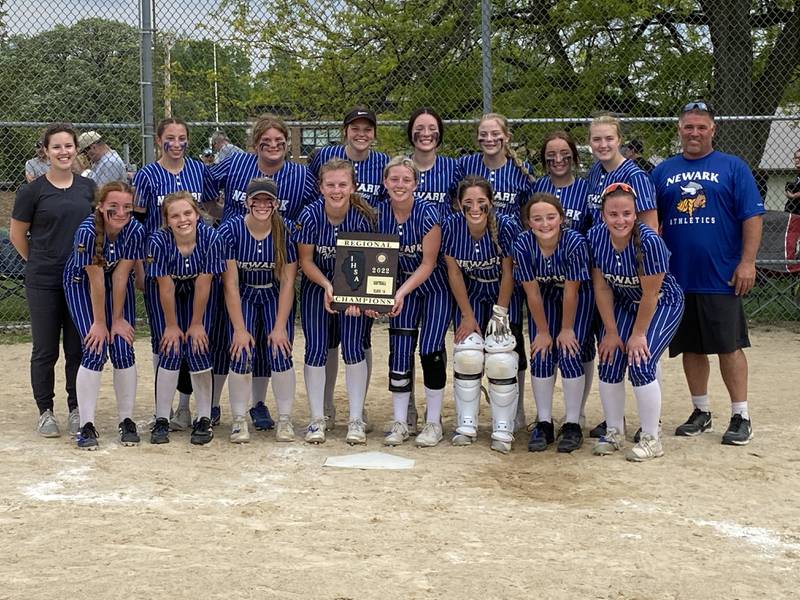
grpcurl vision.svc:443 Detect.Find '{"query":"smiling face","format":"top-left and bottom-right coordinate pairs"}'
top-left (411, 113), bottom-right (440, 153)
top-left (257, 127), bottom-right (288, 164)
top-left (678, 112), bottom-right (716, 160)
top-left (344, 119), bottom-right (375, 153)
top-left (247, 193), bottom-right (278, 222)
top-left (459, 185), bottom-right (492, 227)
top-left (384, 164), bottom-right (416, 204)
top-left (45, 132), bottom-right (78, 173)
top-left (320, 168), bottom-right (356, 213)
top-left (100, 190), bottom-right (134, 232)
top-left (166, 198), bottom-right (199, 238)
top-left (527, 200), bottom-right (564, 244)
top-left (158, 123), bottom-right (189, 161)
top-left (589, 124), bottom-right (621, 163)
top-left (477, 117), bottom-right (509, 159)
top-left (602, 192), bottom-right (637, 244)
top-left (544, 137), bottom-right (574, 178)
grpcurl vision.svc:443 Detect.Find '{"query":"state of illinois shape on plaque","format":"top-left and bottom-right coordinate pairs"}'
top-left (331, 232), bottom-right (400, 313)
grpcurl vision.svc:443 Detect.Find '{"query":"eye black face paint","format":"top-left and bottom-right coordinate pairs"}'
top-left (259, 141), bottom-right (286, 152)
top-left (546, 155), bottom-right (572, 168)
top-left (412, 131), bottom-right (439, 144)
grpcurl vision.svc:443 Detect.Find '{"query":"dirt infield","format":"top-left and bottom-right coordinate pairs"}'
top-left (0, 323), bottom-right (798, 599)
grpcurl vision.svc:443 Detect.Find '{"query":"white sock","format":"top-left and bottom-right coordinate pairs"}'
top-left (562, 374), bottom-right (585, 425)
top-left (424, 386), bottom-right (444, 424)
top-left (633, 380), bottom-right (661, 438)
top-left (598, 380), bottom-right (626, 434)
top-left (392, 392), bottom-right (411, 423)
top-left (345, 360), bottom-right (368, 421)
top-left (227, 371), bottom-right (251, 419)
top-left (324, 352), bottom-right (338, 412)
top-left (515, 370), bottom-right (526, 425)
top-left (272, 369), bottom-right (295, 417)
top-left (692, 394), bottom-right (710, 412)
top-left (580, 360), bottom-right (595, 418)
top-left (190, 370), bottom-right (213, 419)
top-left (76, 366), bottom-right (102, 426)
top-left (212, 374), bottom-right (227, 408)
top-left (252, 376), bottom-right (269, 407)
top-left (532, 375), bottom-right (556, 423)
top-left (178, 393), bottom-right (190, 411)
top-left (113, 365), bottom-right (137, 421)
top-left (731, 401), bottom-right (749, 419)
top-left (155, 367), bottom-right (180, 419)
top-left (304, 365), bottom-right (326, 419)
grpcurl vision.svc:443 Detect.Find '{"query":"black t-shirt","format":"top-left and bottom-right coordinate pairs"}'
top-left (12, 175), bottom-right (95, 289)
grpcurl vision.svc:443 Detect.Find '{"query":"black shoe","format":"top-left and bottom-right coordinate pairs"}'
top-left (721, 414), bottom-right (753, 446)
top-left (527, 421), bottom-right (555, 452)
top-left (210, 405), bottom-right (221, 427)
top-left (118, 418), bottom-right (140, 446)
top-left (150, 417), bottom-right (170, 444)
top-left (557, 422), bottom-right (583, 453)
top-left (589, 420), bottom-right (607, 438)
top-left (76, 422), bottom-right (99, 450)
top-left (675, 408), bottom-right (712, 437)
top-left (191, 417), bottom-right (214, 445)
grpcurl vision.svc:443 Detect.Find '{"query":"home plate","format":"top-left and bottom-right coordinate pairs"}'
top-left (323, 451), bottom-right (415, 470)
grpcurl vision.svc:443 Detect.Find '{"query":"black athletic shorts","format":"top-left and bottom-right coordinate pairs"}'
top-left (668, 293), bottom-right (750, 357)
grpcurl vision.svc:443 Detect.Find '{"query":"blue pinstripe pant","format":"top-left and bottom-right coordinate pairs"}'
top-left (229, 285), bottom-right (294, 374)
top-left (300, 278), bottom-right (367, 366)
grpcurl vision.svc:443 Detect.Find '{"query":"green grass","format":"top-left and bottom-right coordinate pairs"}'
top-left (744, 273), bottom-right (800, 322)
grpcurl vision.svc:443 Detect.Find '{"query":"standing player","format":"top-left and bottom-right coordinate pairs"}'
top-left (652, 100), bottom-right (763, 445)
top-left (133, 118), bottom-right (218, 430)
top-left (220, 178), bottom-right (298, 443)
top-left (368, 157), bottom-right (451, 448)
top-left (210, 114), bottom-right (317, 430)
top-left (307, 107), bottom-right (390, 429)
top-left (588, 182), bottom-right (684, 461)
top-left (295, 158), bottom-right (376, 445)
top-left (146, 191), bottom-right (225, 445)
top-left (64, 182), bottom-right (144, 449)
top-left (514, 193), bottom-right (594, 453)
top-left (443, 175), bottom-right (522, 453)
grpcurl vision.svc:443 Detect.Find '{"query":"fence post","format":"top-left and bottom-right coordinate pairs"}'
top-left (481, 0), bottom-right (492, 114)
top-left (140, 0), bottom-right (155, 164)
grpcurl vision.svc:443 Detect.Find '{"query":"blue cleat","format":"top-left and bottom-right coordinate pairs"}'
top-left (249, 401), bottom-right (275, 431)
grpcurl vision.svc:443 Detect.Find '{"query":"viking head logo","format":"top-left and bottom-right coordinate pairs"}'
top-left (676, 182), bottom-right (707, 216)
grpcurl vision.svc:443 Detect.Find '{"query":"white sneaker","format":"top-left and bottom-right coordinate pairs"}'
top-left (346, 418), bottom-right (367, 445)
top-left (383, 421), bottom-right (409, 446)
top-left (170, 406), bottom-right (192, 431)
top-left (625, 433), bottom-right (664, 462)
top-left (37, 410), bottom-right (61, 438)
top-left (230, 416), bottom-right (250, 443)
top-left (305, 417), bottom-right (327, 444)
top-left (275, 415), bottom-right (295, 442)
top-left (415, 422), bottom-right (443, 447)
top-left (490, 430), bottom-right (514, 454)
top-left (593, 427), bottom-right (624, 456)
top-left (68, 408), bottom-right (80, 436)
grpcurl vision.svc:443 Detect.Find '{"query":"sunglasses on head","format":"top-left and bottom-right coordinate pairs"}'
top-left (601, 182), bottom-right (637, 199)
top-left (681, 100), bottom-right (714, 115)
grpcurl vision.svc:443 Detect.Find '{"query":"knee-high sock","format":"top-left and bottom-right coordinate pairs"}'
top-left (634, 380), bottom-right (661, 438)
top-left (76, 366), bottom-right (102, 426)
top-left (580, 360), bottom-right (595, 417)
top-left (392, 392), bottom-right (411, 423)
top-left (346, 360), bottom-right (368, 421)
top-left (424, 386), bottom-right (443, 424)
top-left (190, 370), bottom-right (213, 420)
top-left (304, 365), bottom-right (326, 419)
top-left (113, 365), bottom-right (137, 421)
top-left (562, 374), bottom-right (585, 425)
top-left (272, 369), bottom-right (295, 417)
top-left (212, 374), bottom-right (227, 408)
top-left (227, 371), bottom-right (251, 419)
top-left (323, 352), bottom-right (338, 413)
top-left (598, 380), bottom-right (626, 434)
top-left (532, 375), bottom-right (556, 423)
top-left (155, 367), bottom-right (180, 419)
top-left (251, 376), bottom-right (268, 408)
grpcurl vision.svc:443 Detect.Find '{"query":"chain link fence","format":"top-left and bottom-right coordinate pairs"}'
top-left (1, 0), bottom-right (799, 327)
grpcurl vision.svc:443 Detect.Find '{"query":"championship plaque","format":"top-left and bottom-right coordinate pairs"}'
top-left (331, 232), bottom-right (400, 313)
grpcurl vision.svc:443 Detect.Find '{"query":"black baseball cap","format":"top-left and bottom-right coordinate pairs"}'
top-left (343, 106), bottom-right (377, 128)
top-left (246, 177), bottom-right (278, 201)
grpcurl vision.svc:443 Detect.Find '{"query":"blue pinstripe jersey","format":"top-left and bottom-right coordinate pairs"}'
top-left (209, 153), bottom-right (317, 223)
top-left (377, 200), bottom-right (445, 283)
top-left (585, 159), bottom-right (657, 228)
top-left (217, 216), bottom-right (298, 287)
top-left (146, 221), bottom-right (226, 293)
top-left (587, 222), bottom-right (683, 306)
top-left (293, 200), bottom-right (373, 279)
top-left (63, 216), bottom-right (146, 284)
top-left (532, 176), bottom-right (591, 234)
top-left (133, 159), bottom-right (217, 236)
top-left (457, 153), bottom-right (534, 223)
top-left (307, 145), bottom-right (390, 208)
top-left (413, 155), bottom-right (461, 221)
top-left (513, 228), bottom-right (590, 288)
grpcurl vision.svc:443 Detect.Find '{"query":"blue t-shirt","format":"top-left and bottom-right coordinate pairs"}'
top-left (652, 151), bottom-right (765, 294)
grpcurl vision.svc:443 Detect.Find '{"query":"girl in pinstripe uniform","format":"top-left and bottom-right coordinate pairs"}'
top-left (513, 193), bottom-right (594, 453)
top-left (146, 192), bottom-right (226, 445)
top-left (295, 158), bottom-right (376, 445)
top-left (64, 182), bottom-right (144, 449)
top-left (588, 183), bottom-right (684, 461)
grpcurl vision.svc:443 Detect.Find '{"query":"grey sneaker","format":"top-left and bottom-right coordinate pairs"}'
top-left (625, 433), bottom-right (664, 462)
top-left (275, 415), bottom-right (295, 442)
top-left (383, 421), bottom-right (409, 446)
top-left (37, 410), bottom-right (61, 438)
top-left (68, 408), bottom-right (80, 436)
top-left (415, 422), bottom-right (443, 447)
top-left (592, 427), bottom-right (624, 456)
top-left (170, 406), bottom-right (192, 432)
top-left (346, 418), bottom-right (367, 445)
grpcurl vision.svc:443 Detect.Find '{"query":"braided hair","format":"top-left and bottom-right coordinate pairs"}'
top-left (456, 175), bottom-right (502, 256)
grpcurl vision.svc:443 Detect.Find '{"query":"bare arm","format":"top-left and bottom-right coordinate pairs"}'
top-left (731, 215), bottom-right (762, 296)
top-left (592, 267), bottom-right (624, 364)
top-left (445, 255), bottom-right (479, 343)
top-left (84, 264), bottom-right (109, 354)
top-left (496, 256), bottom-right (514, 309)
top-left (222, 259), bottom-right (254, 361)
top-left (269, 261), bottom-right (299, 358)
top-left (522, 279), bottom-right (551, 359)
top-left (110, 259), bottom-right (136, 346)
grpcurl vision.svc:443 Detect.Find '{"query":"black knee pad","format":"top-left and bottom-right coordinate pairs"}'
top-left (388, 370), bottom-right (413, 393)
top-left (177, 360), bottom-right (193, 395)
top-left (511, 322), bottom-right (527, 372)
top-left (421, 351), bottom-right (447, 390)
